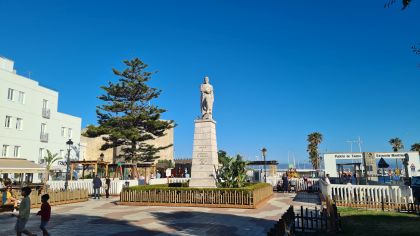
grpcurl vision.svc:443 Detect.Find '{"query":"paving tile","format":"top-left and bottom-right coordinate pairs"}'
top-left (0, 192), bottom-right (321, 236)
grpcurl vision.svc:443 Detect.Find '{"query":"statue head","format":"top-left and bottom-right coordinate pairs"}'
top-left (204, 76), bottom-right (209, 84)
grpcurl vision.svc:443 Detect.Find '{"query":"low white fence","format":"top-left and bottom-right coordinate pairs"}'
top-left (148, 178), bottom-right (190, 185)
top-left (267, 177), bottom-right (320, 192)
top-left (319, 179), bottom-right (414, 205)
top-left (47, 179), bottom-right (139, 195)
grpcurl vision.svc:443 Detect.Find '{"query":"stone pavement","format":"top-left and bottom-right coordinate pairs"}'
top-left (0, 192), bottom-right (320, 236)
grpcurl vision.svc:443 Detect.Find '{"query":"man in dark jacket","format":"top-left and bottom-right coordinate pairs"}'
top-left (92, 175), bottom-right (102, 199)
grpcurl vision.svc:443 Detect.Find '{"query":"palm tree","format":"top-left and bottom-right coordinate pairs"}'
top-left (307, 132), bottom-right (323, 170)
top-left (389, 137), bottom-right (404, 170)
top-left (43, 149), bottom-right (62, 183)
top-left (410, 143), bottom-right (420, 153)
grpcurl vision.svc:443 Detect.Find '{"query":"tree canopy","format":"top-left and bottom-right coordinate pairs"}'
top-left (389, 137), bottom-right (404, 152)
top-left (307, 132), bottom-right (323, 170)
top-left (85, 58), bottom-right (175, 163)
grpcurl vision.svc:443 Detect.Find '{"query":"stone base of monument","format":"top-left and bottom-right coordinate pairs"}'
top-left (189, 119), bottom-right (219, 188)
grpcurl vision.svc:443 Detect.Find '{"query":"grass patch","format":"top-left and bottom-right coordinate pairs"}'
top-left (337, 207), bottom-right (419, 236)
top-left (124, 182), bottom-right (271, 193)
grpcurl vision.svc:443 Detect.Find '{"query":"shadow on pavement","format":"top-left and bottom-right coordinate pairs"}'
top-left (0, 212), bottom-right (162, 236)
top-left (292, 192), bottom-right (321, 205)
top-left (1, 206), bottom-right (280, 236)
top-left (151, 211), bottom-right (276, 236)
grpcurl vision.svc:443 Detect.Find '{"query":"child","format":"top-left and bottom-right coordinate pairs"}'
top-left (6, 186), bottom-right (20, 213)
top-left (37, 194), bottom-right (51, 236)
top-left (15, 186), bottom-right (36, 236)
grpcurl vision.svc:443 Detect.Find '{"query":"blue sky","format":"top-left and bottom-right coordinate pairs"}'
top-left (1, 0), bottom-right (419, 164)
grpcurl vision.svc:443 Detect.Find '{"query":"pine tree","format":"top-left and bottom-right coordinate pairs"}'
top-left (85, 58), bottom-right (175, 162)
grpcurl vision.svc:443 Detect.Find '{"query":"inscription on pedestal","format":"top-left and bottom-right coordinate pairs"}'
top-left (190, 119), bottom-right (218, 188)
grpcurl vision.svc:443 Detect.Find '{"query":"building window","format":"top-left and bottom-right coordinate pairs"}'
top-left (7, 88), bottom-right (14, 101)
top-left (16, 118), bottom-right (23, 130)
top-left (39, 148), bottom-right (44, 163)
top-left (41, 123), bottom-right (47, 134)
top-left (18, 91), bottom-right (25, 104)
top-left (68, 128), bottom-right (72, 138)
top-left (5, 116), bottom-right (12, 128)
top-left (61, 127), bottom-right (66, 137)
top-left (13, 146), bottom-right (21, 157)
top-left (42, 99), bottom-right (48, 109)
top-left (2, 145), bottom-right (9, 157)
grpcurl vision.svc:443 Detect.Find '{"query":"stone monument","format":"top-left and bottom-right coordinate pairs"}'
top-left (189, 76), bottom-right (219, 188)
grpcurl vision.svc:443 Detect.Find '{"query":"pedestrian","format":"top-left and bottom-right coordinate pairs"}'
top-left (105, 176), bottom-right (111, 199)
top-left (92, 175), bottom-right (102, 199)
top-left (6, 186), bottom-right (20, 213)
top-left (325, 174), bottom-right (331, 184)
top-left (15, 187), bottom-right (35, 236)
top-left (37, 194), bottom-right (51, 236)
top-left (351, 173), bottom-right (357, 185)
top-left (282, 173), bottom-right (289, 193)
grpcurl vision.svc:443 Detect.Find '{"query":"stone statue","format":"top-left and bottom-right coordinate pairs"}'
top-left (200, 76), bottom-right (214, 119)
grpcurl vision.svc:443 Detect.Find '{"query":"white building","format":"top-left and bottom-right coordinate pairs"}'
top-left (0, 57), bottom-right (82, 181)
top-left (324, 152), bottom-right (420, 178)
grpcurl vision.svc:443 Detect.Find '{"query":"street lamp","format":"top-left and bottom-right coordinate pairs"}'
top-left (64, 139), bottom-right (73, 190)
top-left (261, 147), bottom-right (267, 183)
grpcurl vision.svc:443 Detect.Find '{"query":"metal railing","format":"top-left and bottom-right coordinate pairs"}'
top-left (42, 108), bottom-right (50, 119)
top-left (40, 133), bottom-right (49, 142)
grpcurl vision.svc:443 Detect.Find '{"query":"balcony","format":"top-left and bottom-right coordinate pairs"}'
top-left (42, 108), bottom-right (51, 119)
top-left (40, 133), bottom-right (49, 143)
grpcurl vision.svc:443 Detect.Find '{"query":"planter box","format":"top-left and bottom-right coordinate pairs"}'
top-left (119, 183), bottom-right (273, 209)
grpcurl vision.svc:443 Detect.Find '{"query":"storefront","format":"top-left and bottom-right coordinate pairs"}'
top-left (0, 158), bottom-right (45, 185)
top-left (324, 152), bottom-right (420, 178)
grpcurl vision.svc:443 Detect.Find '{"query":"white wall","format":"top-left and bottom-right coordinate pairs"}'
top-left (0, 57), bottom-right (82, 181)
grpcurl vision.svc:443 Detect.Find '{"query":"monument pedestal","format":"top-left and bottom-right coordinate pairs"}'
top-left (189, 119), bottom-right (219, 188)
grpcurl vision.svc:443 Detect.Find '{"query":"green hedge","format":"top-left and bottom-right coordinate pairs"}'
top-left (125, 182), bottom-right (271, 193)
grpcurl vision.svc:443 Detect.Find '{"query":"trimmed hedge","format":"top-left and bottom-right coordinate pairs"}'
top-left (125, 182), bottom-right (271, 193)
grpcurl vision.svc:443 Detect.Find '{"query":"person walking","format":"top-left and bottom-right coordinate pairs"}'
top-left (37, 194), bottom-right (51, 236)
top-left (105, 176), bottom-right (111, 199)
top-left (92, 175), bottom-right (102, 199)
top-left (15, 187), bottom-right (36, 236)
top-left (282, 173), bottom-right (289, 193)
top-left (325, 174), bottom-right (331, 184)
top-left (351, 173), bottom-right (357, 185)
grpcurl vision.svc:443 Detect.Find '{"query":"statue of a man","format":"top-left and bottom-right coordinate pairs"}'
top-left (201, 76), bottom-right (214, 119)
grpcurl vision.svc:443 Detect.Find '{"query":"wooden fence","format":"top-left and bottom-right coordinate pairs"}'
top-left (120, 185), bottom-right (273, 209)
top-left (267, 199), bottom-right (341, 235)
top-left (30, 189), bottom-right (89, 207)
top-left (1, 189), bottom-right (88, 212)
top-left (267, 206), bottom-right (295, 236)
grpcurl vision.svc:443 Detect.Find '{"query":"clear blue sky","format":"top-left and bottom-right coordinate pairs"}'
top-left (1, 0), bottom-right (419, 164)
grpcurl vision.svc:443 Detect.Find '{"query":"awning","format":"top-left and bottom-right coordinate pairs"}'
top-left (0, 158), bottom-right (45, 174)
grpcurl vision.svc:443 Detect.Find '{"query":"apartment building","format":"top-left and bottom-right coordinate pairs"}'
top-left (0, 57), bottom-right (82, 181)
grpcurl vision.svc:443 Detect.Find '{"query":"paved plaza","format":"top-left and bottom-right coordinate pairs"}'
top-left (0, 192), bottom-right (320, 236)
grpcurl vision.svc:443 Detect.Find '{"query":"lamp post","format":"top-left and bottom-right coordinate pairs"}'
top-left (64, 139), bottom-right (73, 190)
top-left (261, 147), bottom-right (267, 183)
